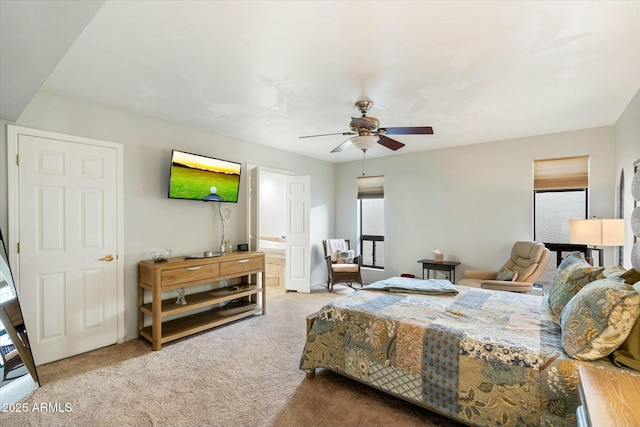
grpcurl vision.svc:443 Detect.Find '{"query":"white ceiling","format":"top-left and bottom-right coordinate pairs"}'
top-left (3, 1), bottom-right (640, 163)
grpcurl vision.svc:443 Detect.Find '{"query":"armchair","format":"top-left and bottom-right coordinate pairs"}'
top-left (1, 341), bottom-right (25, 381)
top-left (459, 241), bottom-right (551, 293)
top-left (322, 239), bottom-right (363, 292)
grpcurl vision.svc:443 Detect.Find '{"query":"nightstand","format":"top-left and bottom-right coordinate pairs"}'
top-left (417, 259), bottom-right (460, 282)
top-left (577, 365), bottom-right (640, 427)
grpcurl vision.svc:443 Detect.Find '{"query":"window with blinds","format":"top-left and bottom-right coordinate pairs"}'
top-left (358, 176), bottom-right (385, 269)
top-left (533, 156), bottom-right (589, 190)
top-left (357, 175), bottom-right (384, 199)
top-left (533, 156), bottom-right (589, 243)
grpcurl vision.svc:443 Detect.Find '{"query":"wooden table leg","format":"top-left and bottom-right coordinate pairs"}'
top-left (138, 285), bottom-right (144, 338)
top-left (152, 282), bottom-right (162, 351)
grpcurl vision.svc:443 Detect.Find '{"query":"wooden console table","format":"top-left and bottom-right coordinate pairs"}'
top-left (138, 251), bottom-right (265, 350)
top-left (417, 259), bottom-right (460, 282)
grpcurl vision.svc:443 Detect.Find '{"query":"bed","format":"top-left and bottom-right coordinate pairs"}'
top-left (299, 276), bottom-right (639, 427)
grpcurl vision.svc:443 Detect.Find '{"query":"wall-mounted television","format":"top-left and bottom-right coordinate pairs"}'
top-left (168, 150), bottom-right (242, 203)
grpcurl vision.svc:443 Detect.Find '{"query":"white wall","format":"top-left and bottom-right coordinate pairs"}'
top-left (335, 126), bottom-right (617, 283)
top-left (1, 91), bottom-right (335, 340)
top-left (615, 89), bottom-right (640, 268)
top-left (2, 90), bottom-right (635, 341)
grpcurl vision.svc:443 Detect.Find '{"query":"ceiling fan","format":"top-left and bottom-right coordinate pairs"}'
top-left (300, 99), bottom-right (433, 153)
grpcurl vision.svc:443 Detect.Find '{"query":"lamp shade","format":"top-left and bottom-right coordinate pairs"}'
top-left (569, 218), bottom-right (625, 246)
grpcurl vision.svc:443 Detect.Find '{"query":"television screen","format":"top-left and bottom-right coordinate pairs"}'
top-left (168, 150), bottom-right (242, 203)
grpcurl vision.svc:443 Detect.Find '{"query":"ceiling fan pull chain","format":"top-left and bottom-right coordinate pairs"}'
top-left (362, 149), bottom-right (367, 176)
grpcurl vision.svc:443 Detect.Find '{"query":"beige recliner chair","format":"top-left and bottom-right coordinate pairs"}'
top-left (458, 241), bottom-right (551, 293)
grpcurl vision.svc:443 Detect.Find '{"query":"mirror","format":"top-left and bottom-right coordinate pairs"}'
top-left (0, 229), bottom-right (39, 401)
top-left (619, 169), bottom-right (625, 266)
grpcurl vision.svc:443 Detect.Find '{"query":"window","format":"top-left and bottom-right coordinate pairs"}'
top-left (534, 190), bottom-right (587, 241)
top-left (533, 156), bottom-right (589, 242)
top-left (358, 176), bottom-right (384, 269)
top-left (360, 199), bottom-right (384, 268)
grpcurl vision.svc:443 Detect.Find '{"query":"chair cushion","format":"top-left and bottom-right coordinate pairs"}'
top-left (332, 263), bottom-right (359, 273)
top-left (560, 278), bottom-right (640, 361)
top-left (549, 252), bottom-right (605, 320)
top-left (480, 280), bottom-right (532, 293)
top-left (495, 267), bottom-right (518, 281)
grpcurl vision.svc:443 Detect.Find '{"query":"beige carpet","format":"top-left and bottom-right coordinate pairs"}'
top-left (0, 286), bottom-right (462, 427)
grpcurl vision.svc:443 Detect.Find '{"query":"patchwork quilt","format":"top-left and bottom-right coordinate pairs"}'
top-left (299, 279), bottom-right (636, 427)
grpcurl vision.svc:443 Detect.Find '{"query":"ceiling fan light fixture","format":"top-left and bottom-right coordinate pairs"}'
top-left (351, 135), bottom-right (379, 150)
top-left (300, 98), bottom-right (433, 153)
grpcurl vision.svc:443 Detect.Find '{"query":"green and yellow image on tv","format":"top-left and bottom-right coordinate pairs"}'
top-left (168, 150), bottom-right (242, 203)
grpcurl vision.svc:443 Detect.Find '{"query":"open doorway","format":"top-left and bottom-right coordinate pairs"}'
top-left (246, 165), bottom-right (311, 295)
top-left (258, 169), bottom-right (288, 297)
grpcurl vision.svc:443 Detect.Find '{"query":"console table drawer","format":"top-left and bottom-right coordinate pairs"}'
top-left (161, 263), bottom-right (220, 286)
top-left (220, 257), bottom-right (263, 276)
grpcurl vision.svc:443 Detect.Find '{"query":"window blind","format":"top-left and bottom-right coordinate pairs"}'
top-left (357, 175), bottom-right (384, 199)
top-left (533, 156), bottom-right (589, 190)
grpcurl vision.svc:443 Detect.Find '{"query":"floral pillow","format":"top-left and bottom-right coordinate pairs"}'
top-left (560, 278), bottom-right (640, 361)
top-left (603, 264), bottom-right (626, 279)
top-left (549, 252), bottom-right (605, 320)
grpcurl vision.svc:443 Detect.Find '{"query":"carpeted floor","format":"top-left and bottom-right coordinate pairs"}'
top-left (0, 285), bottom-right (463, 427)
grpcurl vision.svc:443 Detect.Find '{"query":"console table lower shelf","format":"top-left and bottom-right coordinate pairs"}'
top-left (139, 290), bottom-right (261, 347)
top-left (138, 252), bottom-right (266, 350)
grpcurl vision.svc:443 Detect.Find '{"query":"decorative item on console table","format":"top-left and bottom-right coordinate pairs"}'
top-left (150, 249), bottom-right (171, 262)
top-left (138, 251), bottom-right (265, 350)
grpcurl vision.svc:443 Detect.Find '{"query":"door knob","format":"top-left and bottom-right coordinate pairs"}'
top-left (100, 254), bottom-right (114, 262)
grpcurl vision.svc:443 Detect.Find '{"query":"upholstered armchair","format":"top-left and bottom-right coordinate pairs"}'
top-left (458, 241), bottom-right (551, 293)
top-left (322, 239), bottom-right (363, 292)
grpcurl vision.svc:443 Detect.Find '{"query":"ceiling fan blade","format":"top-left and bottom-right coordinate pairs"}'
top-left (330, 138), bottom-right (353, 153)
top-left (379, 126), bottom-right (434, 135)
top-left (378, 135), bottom-right (405, 151)
top-left (300, 132), bottom-right (355, 139)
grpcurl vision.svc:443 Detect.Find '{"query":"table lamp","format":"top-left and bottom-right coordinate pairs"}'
top-left (569, 218), bottom-right (625, 266)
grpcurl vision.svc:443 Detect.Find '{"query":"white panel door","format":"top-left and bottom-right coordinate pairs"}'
top-left (17, 133), bottom-right (120, 365)
top-left (285, 176), bottom-right (310, 293)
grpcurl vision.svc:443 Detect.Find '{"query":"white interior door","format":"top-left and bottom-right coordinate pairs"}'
top-left (285, 176), bottom-right (311, 293)
top-left (9, 126), bottom-right (123, 365)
